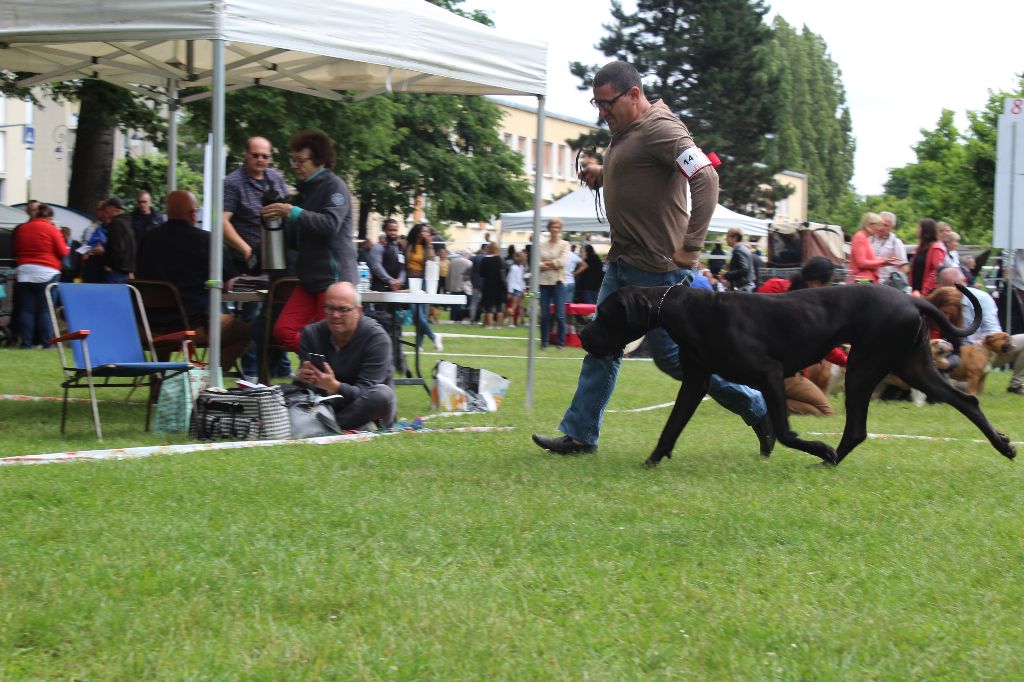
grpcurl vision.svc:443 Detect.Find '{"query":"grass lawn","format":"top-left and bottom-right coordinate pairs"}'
top-left (2, 323), bottom-right (1023, 679)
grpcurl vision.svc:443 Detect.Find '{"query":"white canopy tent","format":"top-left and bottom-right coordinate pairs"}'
top-left (1, 0), bottom-right (553, 402)
top-left (500, 186), bottom-right (770, 236)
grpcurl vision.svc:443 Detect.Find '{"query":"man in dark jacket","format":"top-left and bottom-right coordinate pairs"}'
top-left (296, 281), bottom-right (396, 429)
top-left (130, 190), bottom-right (163, 253)
top-left (136, 190), bottom-right (251, 371)
top-left (93, 197), bottom-right (136, 283)
top-left (719, 227), bottom-right (756, 292)
top-left (368, 218), bottom-right (405, 291)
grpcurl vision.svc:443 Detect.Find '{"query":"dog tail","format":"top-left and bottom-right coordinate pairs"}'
top-left (910, 283), bottom-right (982, 339)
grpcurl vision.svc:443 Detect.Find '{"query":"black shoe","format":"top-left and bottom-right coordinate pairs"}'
top-left (1008, 385), bottom-right (1024, 396)
top-left (532, 433), bottom-right (596, 455)
top-left (752, 416), bottom-right (776, 457)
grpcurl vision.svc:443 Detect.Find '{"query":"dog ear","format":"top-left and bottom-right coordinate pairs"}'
top-left (622, 287), bottom-right (653, 332)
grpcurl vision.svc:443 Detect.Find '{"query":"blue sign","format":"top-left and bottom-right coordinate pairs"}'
top-left (22, 125), bottom-right (35, 147)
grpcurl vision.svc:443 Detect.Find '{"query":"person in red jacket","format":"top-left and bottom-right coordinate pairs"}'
top-left (12, 203), bottom-right (69, 348)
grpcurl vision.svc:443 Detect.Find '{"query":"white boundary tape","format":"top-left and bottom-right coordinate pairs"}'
top-left (0, 425), bottom-right (514, 466)
top-left (807, 431), bottom-right (1024, 446)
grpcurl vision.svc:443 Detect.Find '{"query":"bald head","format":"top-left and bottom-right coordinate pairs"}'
top-left (166, 190), bottom-right (198, 223)
top-left (325, 280), bottom-right (361, 307)
top-left (938, 266), bottom-right (966, 287)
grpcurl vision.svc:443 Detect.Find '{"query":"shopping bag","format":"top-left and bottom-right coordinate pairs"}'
top-left (430, 360), bottom-right (510, 412)
top-left (153, 364), bottom-right (210, 433)
top-left (188, 385), bottom-right (290, 441)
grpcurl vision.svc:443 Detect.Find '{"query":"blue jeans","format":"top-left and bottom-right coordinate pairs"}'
top-left (15, 276), bottom-right (59, 348)
top-left (104, 270), bottom-right (131, 284)
top-left (558, 260), bottom-right (767, 446)
top-left (540, 283), bottom-right (566, 347)
top-left (412, 303), bottom-right (435, 348)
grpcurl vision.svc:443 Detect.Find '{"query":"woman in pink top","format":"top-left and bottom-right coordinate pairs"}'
top-left (847, 212), bottom-right (894, 283)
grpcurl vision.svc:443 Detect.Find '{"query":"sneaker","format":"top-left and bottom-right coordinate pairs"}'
top-left (531, 433), bottom-right (596, 455)
top-left (1008, 385), bottom-right (1024, 396)
top-left (751, 415), bottom-right (776, 457)
top-left (433, 334), bottom-right (444, 352)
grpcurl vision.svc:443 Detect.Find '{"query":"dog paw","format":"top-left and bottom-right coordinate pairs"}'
top-left (642, 457), bottom-right (661, 468)
top-left (996, 432), bottom-right (1016, 460)
top-left (816, 444), bottom-right (839, 466)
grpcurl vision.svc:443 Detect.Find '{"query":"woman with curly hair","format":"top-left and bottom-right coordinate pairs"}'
top-left (265, 130), bottom-right (356, 351)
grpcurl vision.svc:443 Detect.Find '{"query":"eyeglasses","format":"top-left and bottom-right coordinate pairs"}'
top-left (289, 155), bottom-right (313, 165)
top-left (248, 152), bottom-right (271, 160)
top-left (590, 90), bottom-right (629, 111)
top-left (323, 305), bottom-right (357, 316)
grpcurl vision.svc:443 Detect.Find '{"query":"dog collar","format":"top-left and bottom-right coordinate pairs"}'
top-left (655, 284), bottom-right (678, 325)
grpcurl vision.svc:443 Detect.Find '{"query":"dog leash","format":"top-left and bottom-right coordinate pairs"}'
top-left (654, 274), bottom-right (693, 324)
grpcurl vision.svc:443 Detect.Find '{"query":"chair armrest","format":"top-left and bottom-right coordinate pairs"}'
top-left (152, 330), bottom-right (196, 344)
top-left (51, 329), bottom-right (90, 344)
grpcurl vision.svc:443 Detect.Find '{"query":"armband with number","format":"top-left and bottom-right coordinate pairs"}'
top-left (675, 147), bottom-right (713, 179)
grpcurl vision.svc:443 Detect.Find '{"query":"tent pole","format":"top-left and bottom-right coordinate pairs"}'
top-left (207, 40), bottom-right (225, 385)
top-left (526, 95), bottom-right (546, 410)
top-left (166, 78), bottom-right (178, 193)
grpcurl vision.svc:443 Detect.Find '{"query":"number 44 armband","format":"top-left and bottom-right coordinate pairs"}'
top-left (675, 147), bottom-right (721, 178)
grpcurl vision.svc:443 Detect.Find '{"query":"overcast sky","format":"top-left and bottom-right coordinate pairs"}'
top-left (474, 0), bottom-right (1023, 196)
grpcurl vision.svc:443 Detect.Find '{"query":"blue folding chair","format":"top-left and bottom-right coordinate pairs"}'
top-left (46, 283), bottom-right (191, 439)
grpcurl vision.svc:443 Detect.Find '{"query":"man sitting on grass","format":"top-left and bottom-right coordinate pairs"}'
top-left (296, 281), bottom-right (397, 429)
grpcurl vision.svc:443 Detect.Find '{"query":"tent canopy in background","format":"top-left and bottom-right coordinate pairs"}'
top-left (500, 186), bottom-right (769, 237)
top-left (0, 0), bottom-right (549, 387)
top-left (0, 0), bottom-right (547, 97)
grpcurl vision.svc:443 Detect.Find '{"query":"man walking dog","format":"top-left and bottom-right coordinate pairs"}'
top-left (532, 60), bottom-right (773, 456)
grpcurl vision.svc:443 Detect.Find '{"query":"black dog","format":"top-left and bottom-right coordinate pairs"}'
top-left (579, 284), bottom-right (1016, 467)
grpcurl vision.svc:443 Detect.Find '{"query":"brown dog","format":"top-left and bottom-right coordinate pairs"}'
top-left (949, 332), bottom-right (1015, 395)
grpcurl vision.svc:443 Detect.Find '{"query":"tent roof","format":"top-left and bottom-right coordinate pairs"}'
top-left (499, 186), bottom-right (769, 237)
top-left (0, 0), bottom-right (548, 99)
top-left (0, 203), bottom-right (28, 229)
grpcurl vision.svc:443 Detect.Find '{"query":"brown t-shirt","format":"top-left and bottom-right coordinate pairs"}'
top-left (603, 100), bottom-right (719, 272)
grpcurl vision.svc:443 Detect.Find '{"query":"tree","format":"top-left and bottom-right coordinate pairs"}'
top-left (570, 0), bottom-right (784, 213)
top-left (0, 75), bottom-right (164, 215)
top-left (765, 18), bottom-right (855, 223)
top-left (111, 153), bottom-right (204, 210)
top-left (52, 80), bottom-right (164, 216)
top-left (877, 77), bottom-right (1024, 244)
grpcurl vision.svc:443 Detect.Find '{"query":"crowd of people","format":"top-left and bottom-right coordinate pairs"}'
top-left (8, 60), bottom-right (1024, 442)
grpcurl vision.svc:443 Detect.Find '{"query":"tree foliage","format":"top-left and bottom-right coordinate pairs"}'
top-left (569, 0), bottom-right (784, 213)
top-left (765, 18), bottom-right (855, 223)
top-left (179, 0), bottom-right (529, 235)
top-left (111, 153), bottom-right (204, 209)
top-left (872, 77), bottom-right (1024, 244)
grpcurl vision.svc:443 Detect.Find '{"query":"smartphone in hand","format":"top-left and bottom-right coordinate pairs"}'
top-left (307, 353), bottom-right (327, 371)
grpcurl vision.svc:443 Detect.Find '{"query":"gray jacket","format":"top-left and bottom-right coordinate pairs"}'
top-left (286, 168), bottom-right (356, 292)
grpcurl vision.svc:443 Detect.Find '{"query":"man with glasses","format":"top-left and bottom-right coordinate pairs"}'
top-left (223, 136), bottom-right (289, 271)
top-left (296, 281), bottom-right (396, 429)
top-left (532, 60), bottom-right (774, 457)
top-left (223, 136), bottom-right (291, 380)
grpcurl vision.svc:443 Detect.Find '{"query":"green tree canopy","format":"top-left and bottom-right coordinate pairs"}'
top-left (765, 18), bottom-right (855, 223)
top-left (876, 77), bottom-right (1024, 244)
top-left (570, 0), bottom-right (784, 213)
top-left (111, 153), bottom-right (204, 210)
